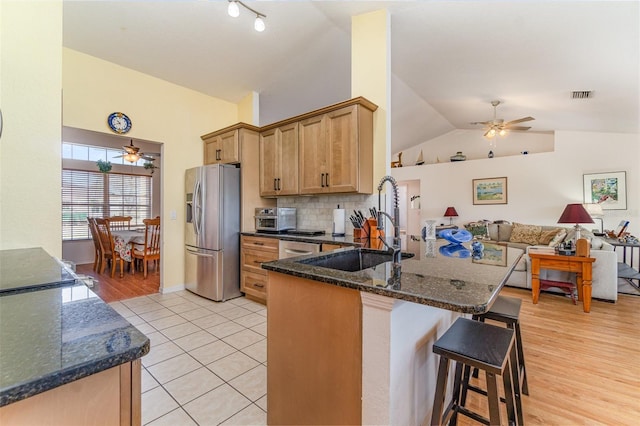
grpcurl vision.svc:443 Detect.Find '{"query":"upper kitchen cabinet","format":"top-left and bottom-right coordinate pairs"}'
top-left (299, 100), bottom-right (375, 195)
top-left (260, 122), bottom-right (299, 197)
top-left (202, 123), bottom-right (260, 165)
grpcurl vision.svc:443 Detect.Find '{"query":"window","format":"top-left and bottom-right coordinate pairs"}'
top-left (62, 169), bottom-right (151, 240)
top-left (62, 141), bottom-right (146, 166)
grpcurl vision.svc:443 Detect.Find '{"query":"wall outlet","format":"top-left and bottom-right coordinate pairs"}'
top-left (170, 210), bottom-right (177, 220)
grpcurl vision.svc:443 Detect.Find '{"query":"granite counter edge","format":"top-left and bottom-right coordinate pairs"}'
top-left (0, 338), bottom-right (150, 407)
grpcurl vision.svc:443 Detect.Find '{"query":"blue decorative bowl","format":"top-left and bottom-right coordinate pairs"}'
top-left (438, 229), bottom-right (473, 244)
top-left (439, 243), bottom-right (471, 258)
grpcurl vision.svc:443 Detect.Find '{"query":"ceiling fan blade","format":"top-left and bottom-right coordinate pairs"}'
top-left (112, 154), bottom-right (124, 158)
top-left (505, 116), bottom-right (534, 126)
top-left (141, 155), bottom-right (156, 161)
top-left (505, 126), bottom-right (532, 131)
top-left (470, 121), bottom-right (493, 125)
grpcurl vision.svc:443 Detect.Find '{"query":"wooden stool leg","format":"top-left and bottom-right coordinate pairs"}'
top-left (507, 344), bottom-right (524, 426)
top-left (431, 356), bottom-right (450, 426)
top-left (514, 322), bottom-right (528, 396)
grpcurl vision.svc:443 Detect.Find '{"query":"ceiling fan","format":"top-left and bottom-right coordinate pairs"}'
top-left (471, 100), bottom-right (535, 138)
top-left (114, 139), bottom-right (158, 163)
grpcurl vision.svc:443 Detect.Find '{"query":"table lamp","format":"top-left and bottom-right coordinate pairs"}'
top-left (443, 207), bottom-right (459, 225)
top-left (582, 203), bottom-right (604, 234)
top-left (557, 203), bottom-right (594, 241)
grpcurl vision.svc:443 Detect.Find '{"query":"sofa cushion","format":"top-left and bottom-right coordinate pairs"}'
top-left (538, 228), bottom-right (563, 245)
top-left (510, 223), bottom-right (542, 245)
top-left (548, 229), bottom-right (567, 247)
top-left (498, 224), bottom-right (513, 242)
top-left (487, 224), bottom-right (500, 241)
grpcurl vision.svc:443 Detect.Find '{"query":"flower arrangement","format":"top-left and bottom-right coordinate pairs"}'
top-left (96, 159), bottom-right (112, 173)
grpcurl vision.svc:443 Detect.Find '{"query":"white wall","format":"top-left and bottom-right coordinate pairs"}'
top-left (392, 131), bottom-right (639, 238)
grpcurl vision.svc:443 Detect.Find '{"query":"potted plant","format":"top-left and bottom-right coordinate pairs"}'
top-left (143, 161), bottom-right (158, 174)
top-left (96, 159), bottom-right (112, 173)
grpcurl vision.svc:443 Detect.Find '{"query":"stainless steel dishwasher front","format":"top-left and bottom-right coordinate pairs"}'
top-left (278, 240), bottom-right (321, 259)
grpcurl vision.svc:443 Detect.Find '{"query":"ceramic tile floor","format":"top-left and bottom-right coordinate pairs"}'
top-left (109, 291), bottom-right (267, 426)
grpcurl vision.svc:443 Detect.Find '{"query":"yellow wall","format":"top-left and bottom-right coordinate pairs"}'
top-left (352, 10), bottom-right (390, 184)
top-left (62, 48), bottom-right (238, 291)
top-left (0, 1), bottom-right (63, 257)
top-left (238, 91), bottom-right (259, 125)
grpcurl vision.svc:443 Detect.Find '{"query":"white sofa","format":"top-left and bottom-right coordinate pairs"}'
top-left (482, 223), bottom-right (618, 302)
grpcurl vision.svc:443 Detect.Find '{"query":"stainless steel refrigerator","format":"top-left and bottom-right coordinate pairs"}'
top-left (185, 164), bottom-right (241, 301)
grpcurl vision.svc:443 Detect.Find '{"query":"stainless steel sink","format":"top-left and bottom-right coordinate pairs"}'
top-left (296, 248), bottom-right (413, 272)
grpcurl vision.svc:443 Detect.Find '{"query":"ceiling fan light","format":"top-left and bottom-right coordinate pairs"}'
top-left (499, 129), bottom-right (507, 137)
top-left (254, 15), bottom-right (265, 32)
top-left (124, 153), bottom-right (140, 163)
top-left (227, 1), bottom-right (240, 18)
top-left (488, 128), bottom-right (496, 137)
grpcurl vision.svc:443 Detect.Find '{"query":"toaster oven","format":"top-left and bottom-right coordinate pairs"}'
top-left (254, 207), bottom-right (296, 232)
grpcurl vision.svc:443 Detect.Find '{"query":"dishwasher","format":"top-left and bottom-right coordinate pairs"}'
top-left (279, 240), bottom-right (321, 259)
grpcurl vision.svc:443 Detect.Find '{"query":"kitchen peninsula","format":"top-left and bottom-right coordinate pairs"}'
top-left (262, 238), bottom-right (523, 425)
top-left (0, 248), bottom-right (149, 425)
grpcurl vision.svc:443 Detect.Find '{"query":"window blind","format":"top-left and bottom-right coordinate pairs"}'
top-left (62, 169), bottom-right (152, 241)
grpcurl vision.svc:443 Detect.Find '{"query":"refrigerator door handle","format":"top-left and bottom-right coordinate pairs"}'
top-left (185, 247), bottom-right (217, 258)
top-left (193, 180), bottom-right (202, 235)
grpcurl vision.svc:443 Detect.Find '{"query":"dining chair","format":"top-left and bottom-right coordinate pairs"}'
top-left (95, 218), bottom-right (127, 278)
top-left (107, 216), bottom-right (133, 230)
top-left (87, 217), bottom-right (102, 272)
top-left (132, 217), bottom-right (160, 279)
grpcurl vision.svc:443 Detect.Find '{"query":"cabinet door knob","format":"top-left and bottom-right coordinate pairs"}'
top-left (216, 149), bottom-right (221, 161)
top-left (321, 173), bottom-right (325, 187)
top-left (253, 283), bottom-right (265, 288)
top-left (277, 178), bottom-right (281, 191)
top-left (274, 178), bottom-right (277, 190)
top-left (326, 173), bottom-right (329, 187)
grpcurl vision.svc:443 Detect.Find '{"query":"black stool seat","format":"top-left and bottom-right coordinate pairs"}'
top-left (473, 295), bottom-right (529, 397)
top-left (431, 317), bottom-right (522, 426)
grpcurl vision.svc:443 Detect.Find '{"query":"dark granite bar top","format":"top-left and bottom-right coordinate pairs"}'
top-left (0, 248), bottom-right (77, 295)
top-left (262, 237), bottom-right (524, 314)
top-left (0, 248), bottom-right (150, 407)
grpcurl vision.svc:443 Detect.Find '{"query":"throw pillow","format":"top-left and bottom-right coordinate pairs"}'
top-left (509, 223), bottom-right (542, 245)
top-left (548, 229), bottom-right (567, 247)
top-left (565, 226), bottom-right (595, 243)
top-left (591, 237), bottom-right (604, 250)
top-left (538, 228), bottom-right (562, 245)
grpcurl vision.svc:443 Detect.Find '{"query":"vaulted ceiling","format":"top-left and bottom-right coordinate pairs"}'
top-left (63, 1), bottom-right (639, 154)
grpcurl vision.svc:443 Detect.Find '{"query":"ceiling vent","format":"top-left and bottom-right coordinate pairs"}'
top-left (571, 90), bottom-right (593, 99)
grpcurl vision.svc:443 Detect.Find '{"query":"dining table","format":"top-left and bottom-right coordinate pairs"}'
top-left (111, 229), bottom-right (145, 263)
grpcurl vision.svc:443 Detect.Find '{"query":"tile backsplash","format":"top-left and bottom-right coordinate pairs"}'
top-left (277, 194), bottom-right (383, 234)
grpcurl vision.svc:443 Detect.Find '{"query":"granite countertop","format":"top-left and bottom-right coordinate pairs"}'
top-left (262, 237), bottom-right (524, 314)
top-left (0, 249), bottom-right (150, 407)
top-left (0, 248), bottom-right (77, 295)
top-left (241, 231), bottom-right (364, 247)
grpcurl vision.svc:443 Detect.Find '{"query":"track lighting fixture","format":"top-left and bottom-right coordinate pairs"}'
top-left (227, 1), bottom-right (266, 32)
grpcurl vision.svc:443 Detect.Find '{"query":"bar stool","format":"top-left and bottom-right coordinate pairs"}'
top-left (431, 317), bottom-right (522, 426)
top-left (472, 295), bottom-right (529, 396)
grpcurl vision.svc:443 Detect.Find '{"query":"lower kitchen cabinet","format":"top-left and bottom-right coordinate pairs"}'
top-left (241, 235), bottom-right (279, 303)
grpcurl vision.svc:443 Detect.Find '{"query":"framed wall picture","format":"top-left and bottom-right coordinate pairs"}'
top-left (583, 171), bottom-right (627, 210)
top-left (473, 177), bottom-right (508, 205)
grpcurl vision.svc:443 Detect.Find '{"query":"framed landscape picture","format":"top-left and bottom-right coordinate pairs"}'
top-left (472, 242), bottom-right (508, 267)
top-left (583, 171), bottom-right (627, 210)
top-left (473, 177), bottom-right (508, 205)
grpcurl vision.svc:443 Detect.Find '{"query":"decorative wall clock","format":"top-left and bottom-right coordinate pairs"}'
top-left (107, 112), bottom-right (132, 134)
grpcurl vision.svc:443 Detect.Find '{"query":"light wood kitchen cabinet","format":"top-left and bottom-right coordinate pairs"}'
top-left (203, 129), bottom-right (239, 164)
top-left (299, 103), bottom-right (374, 195)
top-left (241, 235), bottom-right (279, 303)
top-left (259, 123), bottom-right (299, 197)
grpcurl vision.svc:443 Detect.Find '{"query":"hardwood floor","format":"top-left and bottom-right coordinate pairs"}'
top-left (458, 287), bottom-right (640, 425)
top-left (76, 262), bottom-right (160, 303)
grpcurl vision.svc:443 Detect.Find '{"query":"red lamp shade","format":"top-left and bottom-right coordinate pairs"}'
top-left (444, 207), bottom-right (459, 218)
top-left (557, 203), bottom-right (594, 225)
top-left (444, 207), bottom-right (458, 225)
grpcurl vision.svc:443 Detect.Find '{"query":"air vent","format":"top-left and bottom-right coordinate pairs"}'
top-left (571, 90), bottom-right (593, 99)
